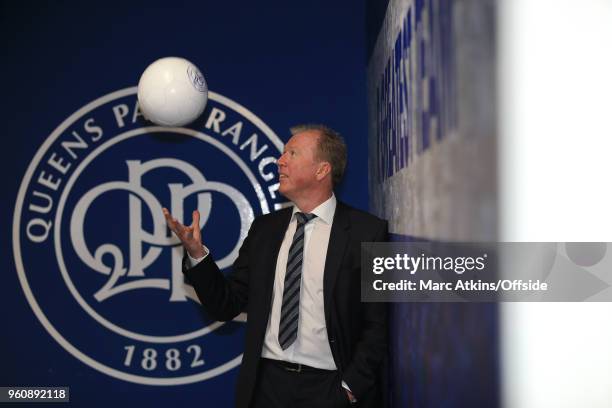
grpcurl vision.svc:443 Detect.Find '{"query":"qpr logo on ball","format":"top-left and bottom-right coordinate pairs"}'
top-left (13, 87), bottom-right (286, 385)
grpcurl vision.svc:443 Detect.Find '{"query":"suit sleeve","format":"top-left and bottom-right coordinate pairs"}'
top-left (343, 219), bottom-right (389, 399)
top-left (182, 218), bottom-right (258, 322)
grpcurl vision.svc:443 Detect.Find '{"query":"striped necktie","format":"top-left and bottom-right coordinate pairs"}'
top-left (278, 212), bottom-right (317, 350)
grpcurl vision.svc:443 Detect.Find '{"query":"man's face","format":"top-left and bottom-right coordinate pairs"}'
top-left (277, 131), bottom-right (321, 199)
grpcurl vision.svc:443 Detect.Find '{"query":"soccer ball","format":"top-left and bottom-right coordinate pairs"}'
top-left (137, 57), bottom-right (208, 126)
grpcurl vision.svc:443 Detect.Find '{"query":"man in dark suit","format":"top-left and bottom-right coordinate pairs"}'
top-left (164, 124), bottom-right (387, 407)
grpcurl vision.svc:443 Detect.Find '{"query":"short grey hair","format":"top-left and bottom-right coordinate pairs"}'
top-left (290, 124), bottom-right (347, 187)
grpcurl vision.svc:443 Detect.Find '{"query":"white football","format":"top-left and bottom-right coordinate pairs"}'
top-left (137, 57), bottom-right (208, 126)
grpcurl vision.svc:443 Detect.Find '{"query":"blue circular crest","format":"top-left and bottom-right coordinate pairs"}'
top-left (13, 87), bottom-right (286, 385)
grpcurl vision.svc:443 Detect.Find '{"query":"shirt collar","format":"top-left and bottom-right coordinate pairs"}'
top-left (291, 193), bottom-right (336, 225)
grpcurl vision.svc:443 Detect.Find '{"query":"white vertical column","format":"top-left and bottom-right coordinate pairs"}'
top-left (498, 1), bottom-right (612, 407)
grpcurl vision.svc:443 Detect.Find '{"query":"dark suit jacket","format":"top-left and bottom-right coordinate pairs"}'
top-left (183, 201), bottom-right (388, 408)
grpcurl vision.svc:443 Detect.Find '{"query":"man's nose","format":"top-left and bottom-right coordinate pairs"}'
top-left (277, 154), bottom-right (286, 167)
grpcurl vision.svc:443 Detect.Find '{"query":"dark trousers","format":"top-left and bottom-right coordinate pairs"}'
top-left (250, 359), bottom-right (351, 408)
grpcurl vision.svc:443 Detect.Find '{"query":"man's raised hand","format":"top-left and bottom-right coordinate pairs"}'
top-left (163, 208), bottom-right (206, 258)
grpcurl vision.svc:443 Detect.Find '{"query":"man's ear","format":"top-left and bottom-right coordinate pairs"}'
top-left (316, 162), bottom-right (332, 181)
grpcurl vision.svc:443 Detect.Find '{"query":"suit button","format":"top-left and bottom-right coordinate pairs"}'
top-left (329, 338), bottom-right (336, 343)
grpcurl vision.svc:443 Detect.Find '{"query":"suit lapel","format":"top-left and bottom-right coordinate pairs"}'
top-left (323, 202), bottom-right (350, 324)
top-left (262, 208), bottom-right (293, 314)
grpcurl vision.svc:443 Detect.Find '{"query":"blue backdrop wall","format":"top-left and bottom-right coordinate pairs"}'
top-left (366, 0), bottom-right (499, 407)
top-left (1, 1), bottom-right (369, 406)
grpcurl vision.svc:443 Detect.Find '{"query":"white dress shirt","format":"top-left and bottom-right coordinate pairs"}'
top-left (260, 194), bottom-right (336, 369)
